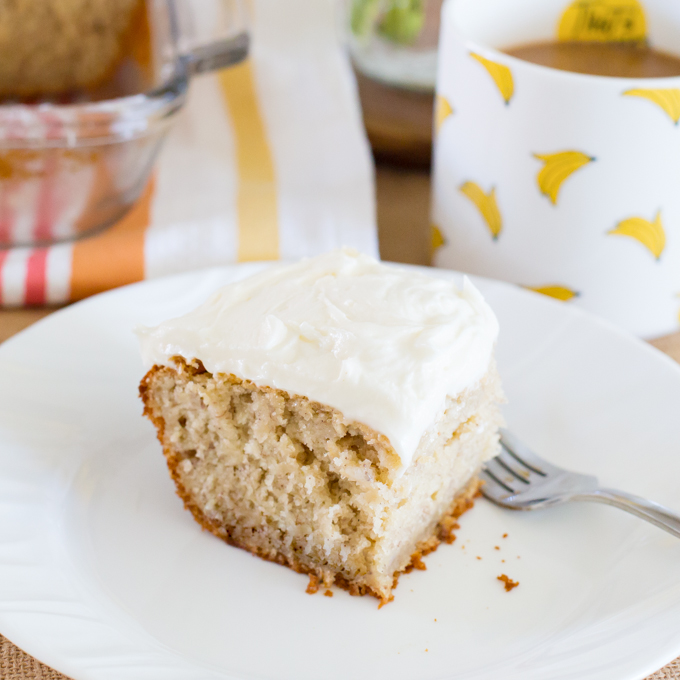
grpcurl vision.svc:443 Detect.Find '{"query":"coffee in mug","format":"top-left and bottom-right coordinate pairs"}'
top-left (505, 41), bottom-right (680, 78)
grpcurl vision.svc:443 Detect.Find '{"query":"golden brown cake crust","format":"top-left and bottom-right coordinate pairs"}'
top-left (140, 359), bottom-right (485, 607)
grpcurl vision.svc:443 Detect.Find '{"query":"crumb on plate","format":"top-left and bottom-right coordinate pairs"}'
top-left (497, 574), bottom-right (519, 592)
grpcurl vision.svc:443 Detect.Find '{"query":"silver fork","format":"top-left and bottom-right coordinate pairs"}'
top-left (481, 429), bottom-right (680, 538)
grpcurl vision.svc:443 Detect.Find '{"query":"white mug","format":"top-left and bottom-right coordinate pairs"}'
top-left (432, 0), bottom-right (680, 337)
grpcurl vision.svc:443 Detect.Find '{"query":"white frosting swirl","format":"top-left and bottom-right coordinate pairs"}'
top-left (138, 250), bottom-right (499, 473)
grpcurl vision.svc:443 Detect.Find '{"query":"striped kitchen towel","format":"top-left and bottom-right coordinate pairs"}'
top-left (0, 0), bottom-right (377, 306)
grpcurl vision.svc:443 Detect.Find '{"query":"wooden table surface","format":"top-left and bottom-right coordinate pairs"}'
top-left (0, 165), bottom-right (679, 680)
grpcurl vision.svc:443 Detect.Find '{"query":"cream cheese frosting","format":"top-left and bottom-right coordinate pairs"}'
top-left (137, 249), bottom-right (499, 474)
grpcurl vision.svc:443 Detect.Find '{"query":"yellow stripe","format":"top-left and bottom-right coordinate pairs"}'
top-left (218, 59), bottom-right (279, 262)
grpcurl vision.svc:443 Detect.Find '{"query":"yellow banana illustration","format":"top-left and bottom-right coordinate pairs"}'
top-left (526, 285), bottom-right (579, 301)
top-left (435, 96), bottom-right (453, 134)
top-left (608, 210), bottom-right (666, 259)
top-left (558, 0), bottom-right (647, 43)
top-left (431, 224), bottom-right (445, 251)
top-left (460, 181), bottom-right (502, 239)
top-left (533, 151), bottom-right (594, 205)
top-left (470, 53), bottom-right (514, 104)
top-left (623, 88), bottom-right (680, 124)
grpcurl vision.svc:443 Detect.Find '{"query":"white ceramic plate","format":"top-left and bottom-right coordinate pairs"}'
top-left (1, 263), bottom-right (680, 680)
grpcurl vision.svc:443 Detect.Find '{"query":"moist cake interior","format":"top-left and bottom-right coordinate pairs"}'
top-left (140, 356), bottom-right (503, 604)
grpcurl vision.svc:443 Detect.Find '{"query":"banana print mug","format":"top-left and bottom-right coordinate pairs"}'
top-left (432, 0), bottom-right (680, 337)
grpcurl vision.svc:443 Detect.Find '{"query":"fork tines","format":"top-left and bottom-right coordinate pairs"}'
top-left (481, 431), bottom-right (548, 499)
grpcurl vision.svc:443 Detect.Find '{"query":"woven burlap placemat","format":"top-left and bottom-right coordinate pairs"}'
top-left (2, 633), bottom-right (679, 679)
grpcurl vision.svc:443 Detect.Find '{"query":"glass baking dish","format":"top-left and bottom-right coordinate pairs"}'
top-left (0, 0), bottom-right (248, 248)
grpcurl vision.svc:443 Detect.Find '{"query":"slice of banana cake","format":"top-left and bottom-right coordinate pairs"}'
top-left (138, 249), bottom-right (504, 605)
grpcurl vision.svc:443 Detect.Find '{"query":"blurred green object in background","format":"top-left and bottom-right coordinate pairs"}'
top-left (350, 0), bottom-right (382, 38)
top-left (378, 0), bottom-right (425, 45)
top-left (351, 0), bottom-right (425, 45)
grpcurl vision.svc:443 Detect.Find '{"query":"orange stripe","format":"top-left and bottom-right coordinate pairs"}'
top-left (218, 60), bottom-right (279, 262)
top-left (70, 178), bottom-right (153, 301)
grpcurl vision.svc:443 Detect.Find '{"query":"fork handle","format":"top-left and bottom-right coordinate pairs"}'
top-left (575, 488), bottom-right (680, 539)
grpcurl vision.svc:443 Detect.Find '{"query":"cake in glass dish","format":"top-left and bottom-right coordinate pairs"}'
top-left (0, 0), bottom-right (144, 100)
top-left (138, 250), bottom-right (504, 605)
